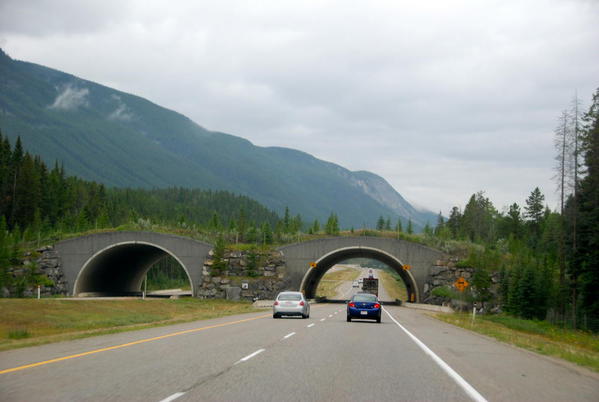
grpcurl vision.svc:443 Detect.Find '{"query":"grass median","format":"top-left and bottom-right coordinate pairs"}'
top-left (377, 269), bottom-right (407, 302)
top-left (0, 298), bottom-right (261, 351)
top-left (435, 312), bottom-right (599, 372)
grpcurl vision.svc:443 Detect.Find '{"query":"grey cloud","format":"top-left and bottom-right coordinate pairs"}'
top-left (2, 0), bottom-right (598, 214)
top-left (49, 85), bottom-right (89, 110)
top-left (0, 0), bottom-right (132, 36)
top-left (108, 95), bottom-right (134, 121)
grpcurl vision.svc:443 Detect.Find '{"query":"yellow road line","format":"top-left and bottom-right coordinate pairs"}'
top-left (0, 313), bottom-right (270, 375)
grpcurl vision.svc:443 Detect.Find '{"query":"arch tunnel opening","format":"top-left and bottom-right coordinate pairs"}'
top-left (301, 248), bottom-right (418, 303)
top-left (315, 259), bottom-right (407, 302)
top-left (74, 243), bottom-right (193, 297)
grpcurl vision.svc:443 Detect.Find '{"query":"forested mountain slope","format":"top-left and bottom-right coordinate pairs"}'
top-left (0, 49), bottom-right (436, 229)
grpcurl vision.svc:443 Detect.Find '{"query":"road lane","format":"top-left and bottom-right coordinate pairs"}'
top-left (0, 307), bottom-right (328, 401)
top-left (179, 304), bottom-right (473, 402)
top-left (388, 307), bottom-right (599, 401)
top-left (1, 304), bottom-right (597, 401)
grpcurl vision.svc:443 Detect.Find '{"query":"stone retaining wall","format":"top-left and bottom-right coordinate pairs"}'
top-left (197, 249), bottom-right (287, 300)
top-left (422, 257), bottom-right (501, 312)
top-left (1, 246), bottom-right (68, 297)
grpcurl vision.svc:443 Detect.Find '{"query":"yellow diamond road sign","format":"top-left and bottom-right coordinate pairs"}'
top-left (454, 277), bottom-right (469, 292)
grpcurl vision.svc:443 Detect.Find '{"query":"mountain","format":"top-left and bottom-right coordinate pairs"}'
top-left (0, 49), bottom-right (437, 229)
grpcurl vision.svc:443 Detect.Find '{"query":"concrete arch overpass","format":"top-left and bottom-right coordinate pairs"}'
top-left (55, 232), bottom-right (443, 301)
top-left (55, 231), bottom-right (212, 297)
top-left (278, 237), bottom-right (444, 303)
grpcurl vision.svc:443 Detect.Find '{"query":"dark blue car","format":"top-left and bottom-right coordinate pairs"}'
top-left (347, 293), bottom-right (381, 323)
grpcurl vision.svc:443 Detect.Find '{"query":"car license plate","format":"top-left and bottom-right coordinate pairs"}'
top-left (360, 311), bottom-right (368, 315)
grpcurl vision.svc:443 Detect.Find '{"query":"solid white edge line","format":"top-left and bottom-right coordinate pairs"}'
top-left (159, 392), bottom-right (185, 402)
top-left (382, 307), bottom-right (487, 402)
top-left (283, 332), bottom-right (296, 339)
top-left (235, 348), bottom-right (265, 365)
top-left (307, 323), bottom-right (315, 327)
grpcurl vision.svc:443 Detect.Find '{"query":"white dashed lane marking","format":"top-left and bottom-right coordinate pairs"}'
top-left (159, 392), bottom-right (185, 402)
top-left (283, 332), bottom-right (296, 340)
top-left (307, 323), bottom-right (315, 328)
top-left (234, 349), bottom-right (265, 365)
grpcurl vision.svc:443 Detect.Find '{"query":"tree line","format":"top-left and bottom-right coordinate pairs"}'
top-left (426, 89), bottom-right (598, 331)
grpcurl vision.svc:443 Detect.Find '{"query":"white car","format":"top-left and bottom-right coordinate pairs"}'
top-left (273, 291), bottom-right (310, 319)
top-left (352, 281), bottom-right (359, 288)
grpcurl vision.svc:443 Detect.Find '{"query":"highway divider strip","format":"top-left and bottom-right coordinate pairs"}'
top-left (0, 313), bottom-right (271, 375)
top-left (383, 307), bottom-right (487, 402)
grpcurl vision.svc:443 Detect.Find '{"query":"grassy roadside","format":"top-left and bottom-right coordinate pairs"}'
top-left (315, 266), bottom-right (361, 298)
top-left (435, 312), bottom-right (599, 372)
top-left (0, 298), bottom-right (261, 352)
top-left (378, 269), bottom-right (407, 301)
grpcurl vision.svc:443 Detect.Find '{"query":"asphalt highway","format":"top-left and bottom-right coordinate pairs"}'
top-left (1, 304), bottom-right (598, 401)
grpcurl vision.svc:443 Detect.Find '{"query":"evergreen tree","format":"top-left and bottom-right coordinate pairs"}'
top-left (291, 214), bottom-right (303, 233)
top-left (261, 222), bottom-right (273, 244)
top-left (434, 212), bottom-right (446, 237)
top-left (237, 207), bottom-right (247, 241)
top-left (472, 267), bottom-right (493, 308)
top-left (524, 187), bottom-right (545, 246)
top-left (502, 203), bottom-right (524, 239)
top-left (423, 222), bottom-right (433, 236)
top-left (246, 224), bottom-right (258, 243)
top-left (209, 212), bottom-right (220, 231)
top-left (283, 206), bottom-right (291, 233)
top-left (376, 216), bottom-right (385, 231)
top-left (395, 218), bottom-right (403, 233)
top-left (325, 213), bottom-right (340, 235)
top-left (461, 191), bottom-right (497, 243)
top-left (407, 219), bottom-right (413, 234)
top-left (211, 234), bottom-right (227, 275)
top-left (574, 88), bottom-right (599, 330)
top-left (384, 217), bottom-right (391, 231)
top-left (447, 207), bottom-right (462, 239)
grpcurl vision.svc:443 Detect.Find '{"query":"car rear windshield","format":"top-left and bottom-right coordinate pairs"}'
top-left (353, 294), bottom-right (377, 302)
top-left (278, 293), bottom-right (302, 301)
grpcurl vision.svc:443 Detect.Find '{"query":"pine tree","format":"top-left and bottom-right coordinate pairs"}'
top-left (524, 187), bottom-right (545, 247)
top-left (407, 219), bottom-right (413, 234)
top-left (447, 207), bottom-right (462, 239)
top-left (376, 216), bottom-right (385, 231)
top-left (434, 212), bottom-right (445, 237)
top-left (283, 206), bottom-right (291, 233)
top-left (261, 222), bottom-right (273, 244)
top-left (574, 88), bottom-right (599, 330)
top-left (423, 222), bottom-right (432, 236)
top-left (325, 213), bottom-right (339, 235)
top-left (395, 218), bottom-right (403, 233)
top-left (211, 234), bottom-right (227, 275)
top-left (311, 219), bottom-right (320, 234)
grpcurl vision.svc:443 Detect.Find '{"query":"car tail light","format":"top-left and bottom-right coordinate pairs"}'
top-left (374, 303), bottom-right (381, 309)
top-left (274, 301), bottom-right (279, 306)
top-left (299, 301), bottom-right (305, 306)
top-left (348, 302), bottom-right (355, 307)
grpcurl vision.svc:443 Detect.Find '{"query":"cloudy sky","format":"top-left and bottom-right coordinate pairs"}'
top-left (1, 0), bottom-right (598, 214)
